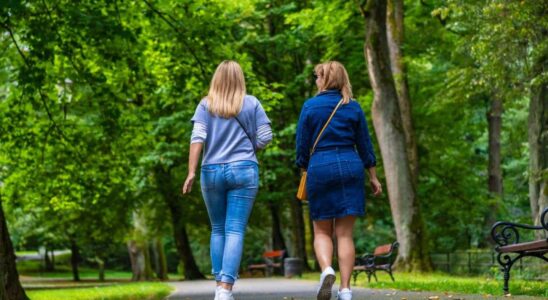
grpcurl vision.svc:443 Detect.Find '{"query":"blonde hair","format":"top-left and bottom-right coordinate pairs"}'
top-left (314, 61), bottom-right (353, 104)
top-left (206, 60), bottom-right (246, 118)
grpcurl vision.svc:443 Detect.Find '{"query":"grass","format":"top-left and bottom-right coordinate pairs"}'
top-left (26, 282), bottom-right (173, 300)
top-left (16, 251), bottom-right (40, 256)
top-left (18, 265), bottom-right (134, 280)
top-left (301, 271), bottom-right (548, 298)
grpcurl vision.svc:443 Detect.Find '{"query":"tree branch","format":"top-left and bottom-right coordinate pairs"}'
top-left (1, 17), bottom-right (85, 164)
top-left (141, 0), bottom-right (208, 81)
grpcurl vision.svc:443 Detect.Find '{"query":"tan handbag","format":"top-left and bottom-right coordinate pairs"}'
top-left (297, 98), bottom-right (344, 201)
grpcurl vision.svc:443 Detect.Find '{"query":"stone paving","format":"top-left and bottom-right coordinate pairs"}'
top-left (165, 278), bottom-right (544, 300)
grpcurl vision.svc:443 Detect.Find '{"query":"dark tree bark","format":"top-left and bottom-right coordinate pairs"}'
top-left (70, 240), bottom-right (80, 282)
top-left (0, 268), bottom-right (5, 300)
top-left (308, 212), bottom-right (320, 271)
top-left (484, 96), bottom-right (503, 243)
top-left (358, 0), bottom-right (431, 271)
top-left (171, 220), bottom-right (204, 279)
top-left (268, 200), bottom-right (287, 252)
top-left (0, 196), bottom-right (29, 300)
top-left (289, 197), bottom-right (311, 271)
top-left (97, 257), bottom-right (105, 282)
top-left (151, 238), bottom-right (168, 280)
top-left (155, 165), bottom-right (205, 280)
top-left (44, 246), bottom-right (54, 271)
top-left (529, 54), bottom-right (548, 229)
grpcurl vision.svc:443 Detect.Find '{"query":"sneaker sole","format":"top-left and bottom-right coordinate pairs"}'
top-left (317, 274), bottom-right (335, 300)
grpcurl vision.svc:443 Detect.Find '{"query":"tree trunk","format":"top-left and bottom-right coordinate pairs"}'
top-left (44, 246), bottom-right (54, 272)
top-left (154, 165), bottom-right (205, 280)
top-left (386, 0), bottom-right (419, 185)
top-left (529, 71), bottom-right (548, 229)
top-left (128, 240), bottom-right (140, 281)
top-left (0, 196), bottom-right (29, 300)
top-left (171, 220), bottom-right (205, 279)
top-left (70, 240), bottom-right (80, 282)
top-left (0, 266), bottom-right (5, 300)
top-left (96, 257), bottom-right (105, 281)
top-left (151, 238), bottom-right (168, 280)
top-left (485, 97), bottom-right (503, 243)
top-left (127, 240), bottom-right (153, 281)
top-left (268, 200), bottom-right (287, 253)
top-left (51, 248), bottom-right (55, 270)
top-left (360, 0), bottom-right (431, 271)
top-left (289, 197), bottom-right (311, 271)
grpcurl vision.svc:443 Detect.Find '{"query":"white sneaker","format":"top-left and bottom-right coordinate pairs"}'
top-left (317, 266), bottom-right (336, 300)
top-left (337, 288), bottom-right (352, 300)
top-left (214, 286), bottom-right (222, 300)
top-left (217, 288), bottom-right (234, 300)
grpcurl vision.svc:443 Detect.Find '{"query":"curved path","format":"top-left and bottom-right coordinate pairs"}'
top-left (166, 278), bottom-right (542, 300)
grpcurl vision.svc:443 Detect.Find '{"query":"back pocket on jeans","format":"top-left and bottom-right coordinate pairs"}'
top-left (200, 168), bottom-right (216, 191)
top-left (231, 165), bottom-right (258, 188)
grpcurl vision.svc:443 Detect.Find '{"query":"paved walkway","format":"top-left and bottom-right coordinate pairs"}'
top-left (166, 278), bottom-right (543, 300)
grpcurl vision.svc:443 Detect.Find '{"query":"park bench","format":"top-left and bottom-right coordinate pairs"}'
top-left (491, 207), bottom-right (548, 295)
top-left (352, 241), bottom-right (399, 284)
top-left (247, 249), bottom-right (286, 276)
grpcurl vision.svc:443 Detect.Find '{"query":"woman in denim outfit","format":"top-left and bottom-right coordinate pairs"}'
top-left (296, 61), bottom-right (382, 300)
top-left (182, 61), bottom-right (272, 300)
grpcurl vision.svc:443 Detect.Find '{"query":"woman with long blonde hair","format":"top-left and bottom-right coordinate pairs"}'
top-left (296, 61), bottom-right (382, 300)
top-left (182, 60), bottom-right (272, 300)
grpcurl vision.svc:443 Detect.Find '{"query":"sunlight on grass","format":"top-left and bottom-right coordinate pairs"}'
top-left (27, 282), bottom-right (173, 300)
top-left (301, 271), bottom-right (547, 297)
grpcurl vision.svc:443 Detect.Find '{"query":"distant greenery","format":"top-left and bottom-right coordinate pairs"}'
top-left (26, 283), bottom-right (172, 300)
top-left (302, 272), bottom-right (547, 297)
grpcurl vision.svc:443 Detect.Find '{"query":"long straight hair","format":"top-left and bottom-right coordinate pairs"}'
top-left (207, 60), bottom-right (246, 118)
top-left (314, 61), bottom-right (353, 104)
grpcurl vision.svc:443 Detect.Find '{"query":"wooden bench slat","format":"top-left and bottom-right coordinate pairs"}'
top-left (373, 244), bottom-right (392, 256)
top-left (498, 239), bottom-right (548, 253)
top-left (247, 249), bottom-right (286, 277)
top-left (263, 250), bottom-right (285, 258)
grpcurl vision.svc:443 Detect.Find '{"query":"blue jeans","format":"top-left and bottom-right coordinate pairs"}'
top-left (200, 161), bottom-right (259, 284)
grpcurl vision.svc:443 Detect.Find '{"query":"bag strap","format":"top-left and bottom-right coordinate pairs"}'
top-left (310, 98), bottom-right (344, 155)
top-left (235, 116), bottom-right (257, 152)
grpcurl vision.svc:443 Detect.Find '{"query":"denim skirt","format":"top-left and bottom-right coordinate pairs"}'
top-left (306, 147), bottom-right (366, 220)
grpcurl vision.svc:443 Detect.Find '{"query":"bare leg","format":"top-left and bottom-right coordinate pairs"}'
top-left (220, 282), bottom-right (233, 291)
top-left (335, 215), bottom-right (356, 290)
top-left (313, 219), bottom-right (334, 270)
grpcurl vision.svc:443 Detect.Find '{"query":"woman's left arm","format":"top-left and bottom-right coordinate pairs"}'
top-left (356, 106), bottom-right (382, 196)
top-left (255, 99), bottom-right (273, 149)
top-left (296, 105), bottom-right (311, 169)
top-left (355, 106), bottom-right (377, 169)
top-left (367, 167), bottom-right (382, 196)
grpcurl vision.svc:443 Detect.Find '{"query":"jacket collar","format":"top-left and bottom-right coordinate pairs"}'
top-left (317, 89), bottom-right (341, 96)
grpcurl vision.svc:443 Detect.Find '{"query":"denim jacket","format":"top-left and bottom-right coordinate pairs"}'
top-left (295, 89), bottom-right (377, 169)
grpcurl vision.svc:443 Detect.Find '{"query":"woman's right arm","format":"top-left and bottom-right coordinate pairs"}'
top-left (183, 104), bottom-right (207, 194)
top-left (182, 142), bottom-right (203, 194)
